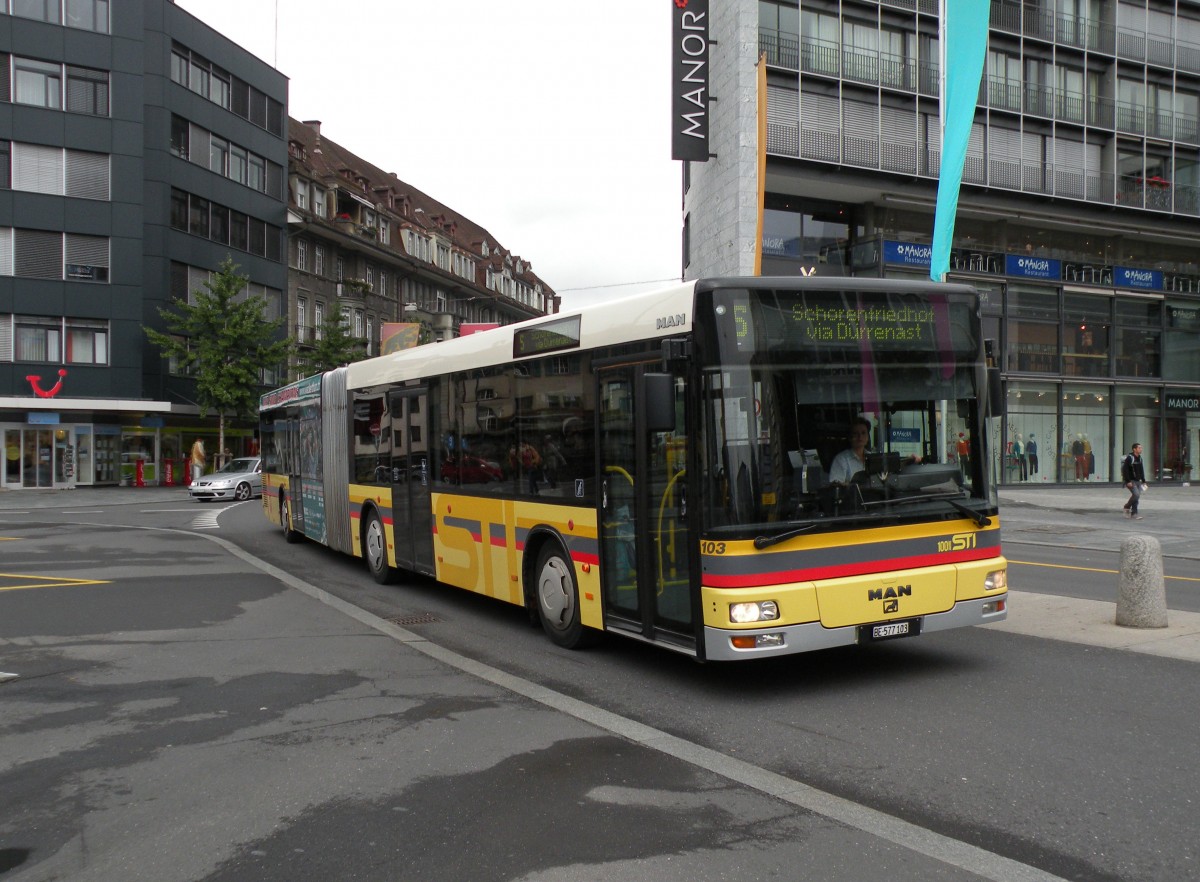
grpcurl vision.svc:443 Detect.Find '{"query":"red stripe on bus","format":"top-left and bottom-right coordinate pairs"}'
top-left (700, 547), bottom-right (998, 588)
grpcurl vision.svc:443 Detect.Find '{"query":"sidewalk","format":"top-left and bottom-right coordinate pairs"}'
top-left (3, 482), bottom-right (1199, 662)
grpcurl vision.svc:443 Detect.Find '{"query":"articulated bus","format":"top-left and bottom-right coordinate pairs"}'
top-left (259, 276), bottom-right (1007, 661)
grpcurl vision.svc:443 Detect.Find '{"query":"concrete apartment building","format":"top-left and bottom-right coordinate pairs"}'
top-left (0, 0), bottom-right (287, 489)
top-left (685, 0), bottom-right (1200, 486)
top-left (285, 118), bottom-right (554, 369)
top-left (0, 2), bottom-right (554, 491)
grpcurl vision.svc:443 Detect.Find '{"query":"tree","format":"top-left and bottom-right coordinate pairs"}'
top-left (145, 258), bottom-right (292, 462)
top-left (295, 313), bottom-right (367, 377)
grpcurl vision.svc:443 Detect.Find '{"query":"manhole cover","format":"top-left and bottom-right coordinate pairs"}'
top-left (388, 612), bottom-right (440, 626)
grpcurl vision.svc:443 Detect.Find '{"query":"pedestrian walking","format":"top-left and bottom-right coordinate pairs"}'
top-left (189, 438), bottom-right (206, 485)
top-left (1121, 442), bottom-right (1147, 519)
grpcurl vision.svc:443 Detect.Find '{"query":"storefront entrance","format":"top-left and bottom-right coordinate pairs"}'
top-left (3, 427), bottom-right (76, 489)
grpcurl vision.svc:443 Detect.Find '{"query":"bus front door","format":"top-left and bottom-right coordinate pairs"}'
top-left (597, 363), bottom-right (693, 651)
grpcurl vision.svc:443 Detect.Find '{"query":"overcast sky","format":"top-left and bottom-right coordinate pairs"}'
top-left (174, 0), bottom-right (684, 309)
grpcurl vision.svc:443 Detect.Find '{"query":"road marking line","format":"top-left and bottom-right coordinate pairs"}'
top-left (1009, 559), bottom-right (1200, 583)
top-left (201, 534), bottom-right (1070, 882)
top-left (0, 573), bottom-right (111, 592)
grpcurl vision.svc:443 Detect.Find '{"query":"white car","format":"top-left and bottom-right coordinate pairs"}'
top-left (188, 457), bottom-right (262, 502)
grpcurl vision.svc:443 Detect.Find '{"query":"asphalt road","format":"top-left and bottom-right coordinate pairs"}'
top-left (1, 487), bottom-right (1198, 881)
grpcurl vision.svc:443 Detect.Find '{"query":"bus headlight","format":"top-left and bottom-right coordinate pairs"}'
top-left (984, 569), bottom-right (1007, 591)
top-left (730, 600), bottom-right (779, 623)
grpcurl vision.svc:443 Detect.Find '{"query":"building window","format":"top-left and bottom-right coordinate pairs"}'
top-left (314, 245), bottom-right (325, 277)
top-left (209, 135), bottom-right (228, 176)
top-left (189, 195), bottom-right (210, 238)
top-left (210, 205), bottom-right (229, 244)
top-left (314, 301), bottom-right (325, 339)
top-left (15, 316), bottom-right (60, 362)
top-left (354, 309), bottom-right (364, 337)
top-left (297, 239), bottom-right (308, 272)
top-left (13, 58), bottom-right (62, 109)
top-left (170, 115), bottom-right (189, 159)
top-left (65, 148), bottom-right (108, 199)
top-left (65, 65), bottom-right (109, 116)
top-left (13, 229), bottom-right (62, 280)
top-left (12, 0), bottom-right (60, 23)
top-left (297, 297), bottom-right (307, 340)
top-left (65, 0), bottom-right (110, 34)
top-left (64, 232), bottom-right (109, 282)
top-left (228, 145), bottom-right (247, 185)
top-left (65, 318), bottom-right (108, 363)
top-left (313, 186), bottom-right (326, 217)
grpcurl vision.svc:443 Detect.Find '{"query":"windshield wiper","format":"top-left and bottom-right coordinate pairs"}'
top-left (753, 523), bottom-right (816, 550)
top-left (863, 490), bottom-right (992, 527)
top-left (944, 496), bottom-right (992, 527)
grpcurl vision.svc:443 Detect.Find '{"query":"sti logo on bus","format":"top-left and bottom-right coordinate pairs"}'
top-left (938, 532), bottom-right (978, 553)
top-left (868, 584), bottom-right (912, 602)
top-left (657, 313), bottom-right (686, 329)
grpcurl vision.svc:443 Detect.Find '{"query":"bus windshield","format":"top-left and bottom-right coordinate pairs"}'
top-left (696, 284), bottom-right (992, 537)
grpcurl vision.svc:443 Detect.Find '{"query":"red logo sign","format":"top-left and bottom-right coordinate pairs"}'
top-left (26, 369), bottom-right (67, 398)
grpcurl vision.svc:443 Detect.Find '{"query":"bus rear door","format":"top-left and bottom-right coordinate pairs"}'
top-left (597, 362), bottom-right (694, 651)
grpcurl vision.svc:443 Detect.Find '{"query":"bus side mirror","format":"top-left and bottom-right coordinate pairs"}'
top-left (644, 373), bottom-right (675, 433)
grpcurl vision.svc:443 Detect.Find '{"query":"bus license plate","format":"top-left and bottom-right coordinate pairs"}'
top-left (862, 619), bottom-right (919, 641)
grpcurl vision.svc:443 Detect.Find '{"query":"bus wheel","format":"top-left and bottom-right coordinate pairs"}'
top-left (281, 495), bottom-right (302, 544)
top-left (534, 545), bottom-right (592, 649)
top-left (364, 511), bottom-right (396, 585)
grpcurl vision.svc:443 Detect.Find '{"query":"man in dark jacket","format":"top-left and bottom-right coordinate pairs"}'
top-left (1121, 442), bottom-right (1147, 519)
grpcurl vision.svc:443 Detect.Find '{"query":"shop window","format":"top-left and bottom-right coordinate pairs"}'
top-left (1062, 384), bottom-right (1111, 481)
top-left (1007, 287), bottom-right (1058, 320)
top-left (1005, 381), bottom-right (1057, 483)
top-left (1006, 319), bottom-right (1058, 372)
top-left (1163, 302), bottom-right (1200, 381)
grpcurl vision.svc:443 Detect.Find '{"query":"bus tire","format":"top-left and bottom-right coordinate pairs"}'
top-left (281, 495), bottom-right (302, 544)
top-left (533, 544), bottom-right (594, 649)
top-left (364, 510), bottom-right (397, 585)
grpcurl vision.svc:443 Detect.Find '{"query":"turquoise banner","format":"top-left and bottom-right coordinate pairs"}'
top-left (930, 1), bottom-right (991, 282)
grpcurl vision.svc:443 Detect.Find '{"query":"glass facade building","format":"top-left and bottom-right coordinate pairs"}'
top-left (684, 0), bottom-right (1200, 485)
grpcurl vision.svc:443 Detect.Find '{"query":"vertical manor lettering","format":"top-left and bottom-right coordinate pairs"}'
top-left (671, 0), bottom-right (709, 162)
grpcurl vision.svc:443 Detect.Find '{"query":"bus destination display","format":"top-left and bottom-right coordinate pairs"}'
top-left (513, 315), bottom-right (581, 358)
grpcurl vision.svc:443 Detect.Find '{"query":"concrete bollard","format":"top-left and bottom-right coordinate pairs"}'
top-left (1116, 535), bottom-right (1168, 628)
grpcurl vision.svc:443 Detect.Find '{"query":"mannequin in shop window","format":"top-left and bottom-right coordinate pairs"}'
top-left (1071, 434), bottom-right (1086, 481)
top-left (1027, 433), bottom-right (1039, 477)
top-left (1014, 434), bottom-right (1028, 480)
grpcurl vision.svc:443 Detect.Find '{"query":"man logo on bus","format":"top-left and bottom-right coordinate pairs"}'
top-left (868, 584), bottom-right (911, 602)
top-left (656, 313), bottom-right (686, 330)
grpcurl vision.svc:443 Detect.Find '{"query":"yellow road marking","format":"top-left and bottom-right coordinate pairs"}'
top-left (0, 573), bottom-right (112, 592)
top-left (1008, 559), bottom-right (1200, 583)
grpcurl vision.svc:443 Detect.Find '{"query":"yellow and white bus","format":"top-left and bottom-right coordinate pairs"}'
top-left (259, 276), bottom-right (1007, 661)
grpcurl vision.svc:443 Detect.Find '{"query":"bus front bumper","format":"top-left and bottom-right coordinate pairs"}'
top-left (702, 594), bottom-right (1008, 662)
